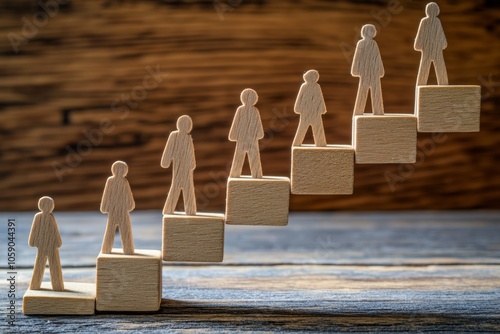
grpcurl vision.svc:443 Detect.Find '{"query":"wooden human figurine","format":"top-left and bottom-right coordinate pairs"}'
top-left (161, 115), bottom-right (197, 215)
top-left (100, 160), bottom-right (135, 255)
top-left (293, 70), bottom-right (327, 147)
top-left (415, 2), bottom-right (448, 86)
top-left (28, 196), bottom-right (64, 291)
top-left (352, 24), bottom-right (384, 116)
top-left (229, 88), bottom-right (264, 178)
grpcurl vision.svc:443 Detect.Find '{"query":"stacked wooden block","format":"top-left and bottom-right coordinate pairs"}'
top-left (23, 2), bottom-right (480, 315)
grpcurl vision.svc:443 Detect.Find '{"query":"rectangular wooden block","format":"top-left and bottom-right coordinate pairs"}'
top-left (23, 282), bottom-right (95, 315)
top-left (291, 145), bottom-right (354, 195)
top-left (96, 249), bottom-right (162, 312)
top-left (353, 114), bottom-right (417, 164)
top-left (226, 176), bottom-right (290, 226)
top-left (163, 213), bottom-right (225, 262)
top-left (416, 85), bottom-right (481, 132)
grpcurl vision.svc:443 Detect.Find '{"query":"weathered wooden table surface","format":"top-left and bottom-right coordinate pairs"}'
top-left (1, 212), bottom-right (499, 332)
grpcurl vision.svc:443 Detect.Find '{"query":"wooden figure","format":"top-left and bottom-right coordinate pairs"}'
top-left (414, 2), bottom-right (481, 132)
top-left (23, 197), bottom-right (96, 315)
top-left (226, 88), bottom-right (290, 226)
top-left (351, 24), bottom-right (417, 164)
top-left (96, 249), bottom-right (162, 312)
top-left (162, 115), bottom-right (225, 262)
top-left (100, 160), bottom-right (135, 255)
top-left (161, 115), bottom-right (197, 215)
top-left (290, 70), bottom-right (354, 195)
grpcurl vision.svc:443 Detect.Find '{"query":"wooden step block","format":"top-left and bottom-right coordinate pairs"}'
top-left (162, 213), bottom-right (225, 262)
top-left (23, 282), bottom-right (95, 315)
top-left (226, 176), bottom-right (290, 226)
top-left (416, 85), bottom-right (481, 132)
top-left (291, 145), bottom-right (354, 195)
top-left (353, 114), bottom-right (417, 164)
top-left (96, 249), bottom-right (162, 312)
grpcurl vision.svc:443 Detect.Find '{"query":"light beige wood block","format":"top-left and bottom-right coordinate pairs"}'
top-left (23, 282), bottom-right (95, 315)
top-left (353, 115), bottom-right (417, 164)
top-left (291, 145), bottom-right (354, 195)
top-left (162, 213), bottom-right (225, 262)
top-left (96, 249), bottom-right (162, 312)
top-left (416, 85), bottom-right (481, 132)
top-left (226, 176), bottom-right (290, 226)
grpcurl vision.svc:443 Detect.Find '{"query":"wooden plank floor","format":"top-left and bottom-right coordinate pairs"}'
top-left (1, 212), bottom-right (499, 332)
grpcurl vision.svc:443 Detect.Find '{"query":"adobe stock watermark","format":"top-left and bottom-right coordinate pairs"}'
top-left (52, 65), bottom-right (165, 182)
top-left (213, 0), bottom-right (244, 21)
top-left (7, 0), bottom-right (71, 54)
top-left (339, 0), bottom-right (406, 64)
top-left (196, 106), bottom-right (293, 210)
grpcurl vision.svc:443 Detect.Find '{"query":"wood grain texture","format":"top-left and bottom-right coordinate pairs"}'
top-left (416, 85), bottom-right (481, 132)
top-left (163, 212), bottom-right (224, 262)
top-left (22, 282), bottom-right (96, 315)
top-left (291, 145), bottom-right (354, 195)
top-left (0, 1), bottom-right (498, 212)
top-left (353, 114), bottom-right (417, 163)
top-left (226, 176), bottom-right (290, 226)
top-left (100, 161), bottom-right (135, 255)
top-left (96, 248), bottom-right (162, 312)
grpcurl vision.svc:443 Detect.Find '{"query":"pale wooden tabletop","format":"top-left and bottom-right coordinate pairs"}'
top-left (1, 211), bottom-right (499, 332)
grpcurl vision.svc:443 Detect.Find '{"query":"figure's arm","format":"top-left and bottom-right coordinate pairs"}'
top-left (28, 214), bottom-right (40, 247)
top-left (189, 137), bottom-right (196, 170)
top-left (228, 108), bottom-right (242, 142)
top-left (126, 181), bottom-right (135, 211)
top-left (414, 20), bottom-right (424, 51)
top-left (294, 84), bottom-right (306, 115)
top-left (438, 21), bottom-right (447, 49)
top-left (52, 215), bottom-right (62, 248)
top-left (375, 43), bottom-right (385, 78)
top-left (255, 108), bottom-right (265, 140)
top-left (351, 41), bottom-right (362, 77)
top-left (317, 85), bottom-right (327, 115)
top-left (161, 133), bottom-right (175, 168)
top-left (100, 178), bottom-right (111, 213)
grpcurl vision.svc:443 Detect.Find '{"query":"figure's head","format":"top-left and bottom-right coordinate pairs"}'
top-left (38, 196), bottom-right (54, 213)
top-left (426, 2), bottom-right (440, 17)
top-left (240, 88), bottom-right (258, 106)
top-left (177, 115), bottom-right (193, 133)
top-left (361, 24), bottom-right (377, 39)
top-left (303, 70), bottom-right (319, 83)
top-left (111, 160), bottom-right (128, 177)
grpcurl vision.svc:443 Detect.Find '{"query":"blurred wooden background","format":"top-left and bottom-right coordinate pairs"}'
top-left (0, 0), bottom-right (499, 211)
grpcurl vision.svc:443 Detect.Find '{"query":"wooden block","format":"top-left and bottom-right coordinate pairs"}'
top-left (291, 145), bottom-right (354, 195)
top-left (226, 176), bottom-right (290, 226)
top-left (23, 282), bottom-right (95, 315)
top-left (162, 213), bottom-right (225, 262)
top-left (96, 249), bottom-right (162, 312)
top-left (416, 85), bottom-right (481, 132)
top-left (353, 115), bottom-right (417, 164)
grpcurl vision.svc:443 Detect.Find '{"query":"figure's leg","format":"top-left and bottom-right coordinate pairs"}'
top-left (416, 55), bottom-right (432, 86)
top-left (292, 118), bottom-right (308, 146)
top-left (101, 220), bottom-right (117, 254)
top-left (371, 80), bottom-right (384, 115)
top-left (182, 171), bottom-right (197, 216)
top-left (311, 117), bottom-right (327, 146)
top-left (48, 250), bottom-right (64, 291)
top-left (229, 143), bottom-right (246, 178)
top-left (353, 80), bottom-right (369, 116)
top-left (163, 180), bottom-right (182, 214)
top-left (433, 53), bottom-right (449, 85)
top-left (119, 213), bottom-right (135, 255)
top-left (248, 143), bottom-right (263, 178)
top-left (29, 254), bottom-right (47, 290)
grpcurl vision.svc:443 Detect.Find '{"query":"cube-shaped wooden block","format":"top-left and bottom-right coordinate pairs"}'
top-left (23, 282), bottom-right (96, 315)
top-left (416, 85), bottom-right (481, 132)
top-left (163, 213), bottom-right (225, 262)
top-left (96, 249), bottom-right (162, 312)
top-left (291, 145), bottom-right (354, 195)
top-left (226, 176), bottom-right (290, 226)
top-left (353, 114), bottom-right (417, 164)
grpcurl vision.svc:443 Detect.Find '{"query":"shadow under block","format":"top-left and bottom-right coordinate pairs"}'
top-left (23, 282), bottom-right (96, 315)
top-left (291, 145), bottom-right (354, 195)
top-left (416, 85), bottom-right (481, 132)
top-left (353, 115), bottom-right (417, 164)
top-left (162, 213), bottom-right (225, 262)
top-left (226, 176), bottom-right (290, 226)
top-left (96, 249), bottom-right (162, 312)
